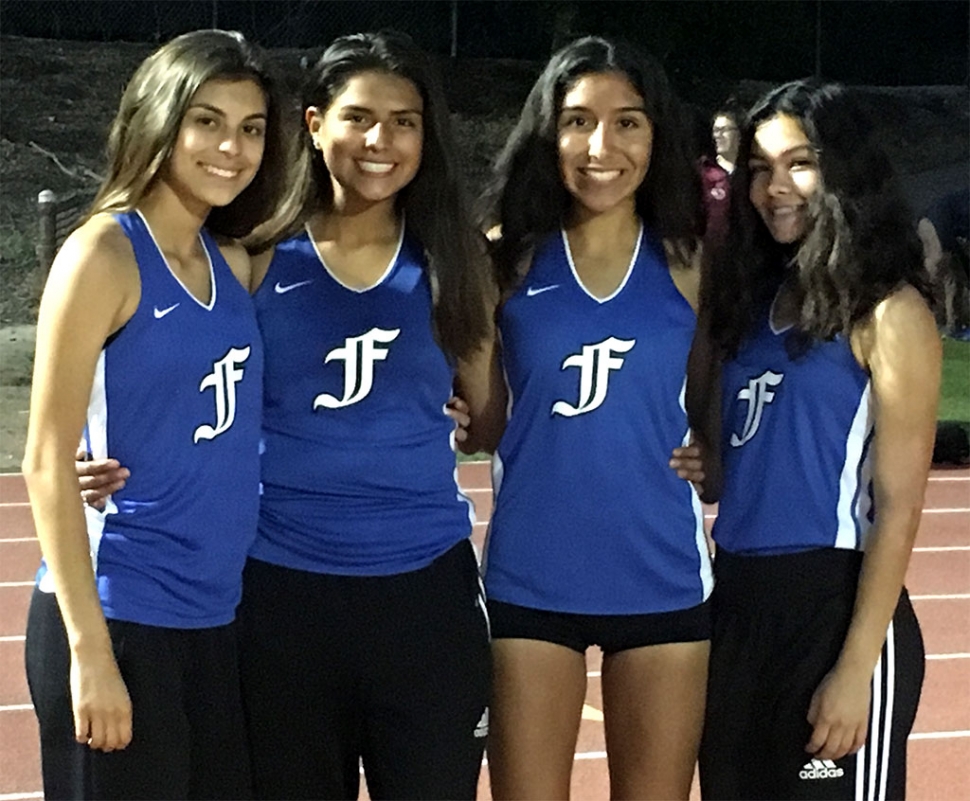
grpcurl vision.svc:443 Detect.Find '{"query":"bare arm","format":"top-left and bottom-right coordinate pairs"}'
top-left (23, 217), bottom-right (140, 752)
top-left (669, 242), bottom-right (724, 502)
top-left (454, 280), bottom-right (507, 456)
top-left (806, 285), bottom-right (941, 760)
top-left (675, 306), bottom-right (724, 503)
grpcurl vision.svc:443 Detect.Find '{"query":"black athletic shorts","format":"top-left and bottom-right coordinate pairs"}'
top-left (487, 597), bottom-right (711, 655)
top-left (25, 588), bottom-right (252, 801)
top-left (699, 547), bottom-right (925, 801)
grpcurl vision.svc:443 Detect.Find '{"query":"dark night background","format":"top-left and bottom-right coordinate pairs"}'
top-left (0, 2), bottom-right (967, 463)
top-left (2, 0), bottom-right (968, 88)
top-left (1, 1), bottom-right (967, 331)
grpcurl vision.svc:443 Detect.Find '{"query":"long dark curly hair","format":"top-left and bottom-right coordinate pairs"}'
top-left (704, 80), bottom-right (930, 359)
top-left (482, 35), bottom-right (702, 292)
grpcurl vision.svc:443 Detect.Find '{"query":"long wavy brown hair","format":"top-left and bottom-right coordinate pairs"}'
top-left (83, 29), bottom-right (293, 239)
top-left (703, 80), bottom-right (931, 359)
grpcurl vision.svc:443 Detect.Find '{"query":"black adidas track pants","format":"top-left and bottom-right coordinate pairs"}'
top-left (699, 548), bottom-right (924, 801)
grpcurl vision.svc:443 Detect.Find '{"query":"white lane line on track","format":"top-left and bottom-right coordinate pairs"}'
top-left (913, 545), bottom-right (970, 553)
top-left (0, 793), bottom-right (44, 801)
top-left (0, 635), bottom-right (25, 642)
top-left (911, 593), bottom-right (970, 600)
top-left (928, 476), bottom-right (970, 482)
top-left (585, 654), bottom-right (969, 677)
top-left (465, 495), bottom-right (967, 512)
top-left (6, 658), bottom-right (962, 696)
top-left (0, 704), bottom-right (33, 712)
top-left (0, 502), bottom-right (29, 508)
top-left (0, 581), bottom-right (33, 588)
top-left (551, 733), bottom-right (970, 764)
top-left (914, 546), bottom-right (970, 551)
top-left (5, 530), bottom-right (966, 543)
top-left (702, 512), bottom-right (970, 521)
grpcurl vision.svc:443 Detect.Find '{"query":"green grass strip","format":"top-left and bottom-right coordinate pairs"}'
top-left (940, 337), bottom-right (970, 423)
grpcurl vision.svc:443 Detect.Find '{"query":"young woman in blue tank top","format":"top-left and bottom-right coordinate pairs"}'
top-left (23, 31), bottom-right (291, 800)
top-left (241, 32), bottom-right (499, 800)
top-left (673, 81), bottom-right (938, 800)
top-left (475, 37), bottom-right (712, 800)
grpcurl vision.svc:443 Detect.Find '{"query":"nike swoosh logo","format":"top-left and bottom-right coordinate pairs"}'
top-left (275, 280), bottom-right (313, 295)
top-left (526, 284), bottom-right (560, 297)
top-left (153, 303), bottom-right (180, 319)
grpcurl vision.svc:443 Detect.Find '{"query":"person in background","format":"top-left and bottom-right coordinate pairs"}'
top-left (478, 35), bottom-right (711, 801)
top-left (673, 79), bottom-right (935, 800)
top-left (918, 186), bottom-right (969, 337)
top-left (712, 107), bottom-right (740, 175)
top-left (688, 103), bottom-right (730, 243)
top-left (24, 29), bottom-right (290, 800)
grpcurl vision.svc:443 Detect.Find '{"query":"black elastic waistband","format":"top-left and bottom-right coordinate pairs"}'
top-left (713, 547), bottom-right (863, 605)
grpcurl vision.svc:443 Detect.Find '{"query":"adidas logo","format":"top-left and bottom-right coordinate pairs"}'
top-left (474, 708), bottom-right (489, 738)
top-left (799, 758), bottom-right (845, 780)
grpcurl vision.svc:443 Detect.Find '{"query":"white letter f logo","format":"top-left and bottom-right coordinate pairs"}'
top-left (730, 370), bottom-right (784, 447)
top-left (551, 337), bottom-right (636, 418)
top-left (314, 327), bottom-right (401, 410)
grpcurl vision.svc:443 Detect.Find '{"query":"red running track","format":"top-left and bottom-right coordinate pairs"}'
top-left (1, 465), bottom-right (968, 799)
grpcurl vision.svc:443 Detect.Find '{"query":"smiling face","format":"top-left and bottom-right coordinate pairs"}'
top-left (308, 70), bottom-right (424, 212)
top-left (712, 113), bottom-right (739, 163)
top-left (748, 113), bottom-right (821, 244)
top-left (557, 71), bottom-right (654, 221)
top-left (163, 77), bottom-right (268, 214)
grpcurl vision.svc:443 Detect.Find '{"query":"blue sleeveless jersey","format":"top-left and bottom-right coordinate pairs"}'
top-left (250, 228), bottom-right (473, 576)
top-left (37, 210), bottom-right (264, 628)
top-left (713, 311), bottom-right (874, 554)
top-left (483, 227), bottom-right (713, 614)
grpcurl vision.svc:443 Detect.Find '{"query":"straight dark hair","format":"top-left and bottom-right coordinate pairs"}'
top-left (287, 30), bottom-right (491, 362)
top-left (704, 80), bottom-right (930, 358)
top-left (483, 35), bottom-right (702, 291)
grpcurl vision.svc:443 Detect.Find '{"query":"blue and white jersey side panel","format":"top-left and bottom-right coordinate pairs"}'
top-left (679, 377), bottom-right (714, 599)
top-left (36, 352), bottom-right (116, 594)
top-left (835, 382), bottom-right (875, 550)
